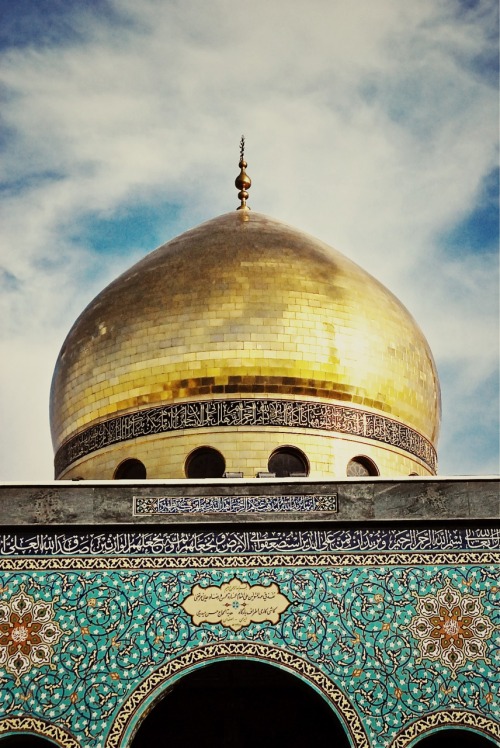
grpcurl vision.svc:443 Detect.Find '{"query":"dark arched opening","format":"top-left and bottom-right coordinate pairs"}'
top-left (185, 446), bottom-right (225, 478)
top-left (268, 446), bottom-right (309, 477)
top-left (346, 455), bottom-right (379, 476)
top-left (413, 728), bottom-right (497, 747)
top-left (114, 458), bottom-right (147, 479)
top-left (0, 737), bottom-right (58, 747)
top-left (131, 659), bottom-right (350, 748)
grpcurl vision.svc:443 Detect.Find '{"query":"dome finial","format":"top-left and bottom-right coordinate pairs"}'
top-left (235, 135), bottom-right (251, 210)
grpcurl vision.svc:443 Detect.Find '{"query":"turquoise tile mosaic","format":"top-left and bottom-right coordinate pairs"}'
top-left (0, 527), bottom-right (498, 747)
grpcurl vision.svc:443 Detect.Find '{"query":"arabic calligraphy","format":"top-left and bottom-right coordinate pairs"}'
top-left (0, 527), bottom-right (499, 557)
top-left (54, 398), bottom-right (437, 474)
top-left (134, 494), bottom-right (338, 515)
top-left (181, 578), bottom-right (291, 631)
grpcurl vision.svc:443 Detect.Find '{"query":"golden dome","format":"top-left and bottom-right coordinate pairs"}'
top-left (50, 210), bottom-right (440, 479)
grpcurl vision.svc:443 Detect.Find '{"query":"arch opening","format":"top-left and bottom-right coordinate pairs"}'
top-left (114, 458), bottom-right (146, 479)
top-left (185, 446), bottom-right (225, 478)
top-left (410, 727), bottom-right (497, 747)
top-left (0, 737), bottom-right (58, 747)
top-left (130, 659), bottom-right (351, 748)
top-left (346, 455), bottom-right (379, 477)
top-left (268, 446), bottom-right (309, 477)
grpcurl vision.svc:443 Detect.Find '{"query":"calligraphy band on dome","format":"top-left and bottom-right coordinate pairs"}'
top-left (54, 397), bottom-right (437, 476)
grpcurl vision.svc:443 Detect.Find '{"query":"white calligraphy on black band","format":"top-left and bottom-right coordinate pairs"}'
top-left (133, 494), bottom-right (338, 515)
top-left (1, 527), bottom-right (499, 557)
top-left (55, 398), bottom-right (437, 474)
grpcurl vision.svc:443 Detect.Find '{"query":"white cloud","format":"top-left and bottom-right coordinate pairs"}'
top-left (0, 0), bottom-right (497, 479)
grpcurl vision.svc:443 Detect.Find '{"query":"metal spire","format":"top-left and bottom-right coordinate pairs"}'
top-left (235, 135), bottom-right (251, 210)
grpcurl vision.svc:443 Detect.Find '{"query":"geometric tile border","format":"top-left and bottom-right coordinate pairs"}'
top-left (0, 715), bottom-right (80, 747)
top-left (1, 551), bottom-right (498, 571)
top-left (389, 710), bottom-right (500, 747)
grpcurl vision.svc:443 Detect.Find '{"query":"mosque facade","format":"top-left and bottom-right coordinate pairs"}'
top-left (0, 148), bottom-right (498, 747)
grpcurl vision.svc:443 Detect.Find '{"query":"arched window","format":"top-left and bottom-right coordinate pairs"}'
top-left (346, 455), bottom-right (379, 477)
top-left (185, 447), bottom-right (225, 478)
top-left (114, 458), bottom-right (147, 479)
top-left (268, 446), bottom-right (309, 477)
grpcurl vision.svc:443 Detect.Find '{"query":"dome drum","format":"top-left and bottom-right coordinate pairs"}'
top-left (56, 409), bottom-right (436, 480)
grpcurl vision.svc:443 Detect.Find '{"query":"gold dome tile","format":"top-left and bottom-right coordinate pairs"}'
top-left (50, 210), bottom-right (441, 478)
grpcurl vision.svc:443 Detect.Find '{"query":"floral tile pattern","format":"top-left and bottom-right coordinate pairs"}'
top-left (0, 585), bottom-right (62, 685)
top-left (0, 526), bottom-right (498, 747)
top-left (408, 582), bottom-right (495, 678)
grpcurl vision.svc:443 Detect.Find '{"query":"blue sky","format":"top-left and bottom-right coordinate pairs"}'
top-left (0, 0), bottom-right (498, 479)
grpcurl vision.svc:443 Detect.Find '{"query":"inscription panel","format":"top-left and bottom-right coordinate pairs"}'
top-left (180, 577), bottom-right (292, 631)
top-left (0, 526), bottom-right (499, 557)
top-left (133, 493), bottom-right (338, 515)
top-left (55, 398), bottom-right (437, 474)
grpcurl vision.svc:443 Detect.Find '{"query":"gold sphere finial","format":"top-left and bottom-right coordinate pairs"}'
top-left (235, 135), bottom-right (251, 210)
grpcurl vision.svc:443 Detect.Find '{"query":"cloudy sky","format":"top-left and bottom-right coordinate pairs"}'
top-left (0, 0), bottom-right (498, 481)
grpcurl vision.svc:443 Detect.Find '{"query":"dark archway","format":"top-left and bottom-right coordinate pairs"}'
top-left (185, 446), bottom-right (225, 478)
top-left (0, 738), bottom-right (58, 747)
top-left (346, 455), bottom-right (379, 476)
top-left (131, 659), bottom-right (351, 748)
top-left (268, 446), bottom-right (309, 477)
top-left (414, 728), bottom-right (497, 747)
top-left (114, 458), bottom-right (146, 479)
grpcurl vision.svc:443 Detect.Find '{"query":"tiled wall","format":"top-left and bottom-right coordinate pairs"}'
top-left (0, 524), bottom-right (498, 747)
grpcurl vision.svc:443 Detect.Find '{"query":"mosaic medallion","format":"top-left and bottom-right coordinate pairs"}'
top-left (408, 582), bottom-right (495, 678)
top-left (0, 586), bottom-right (63, 685)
